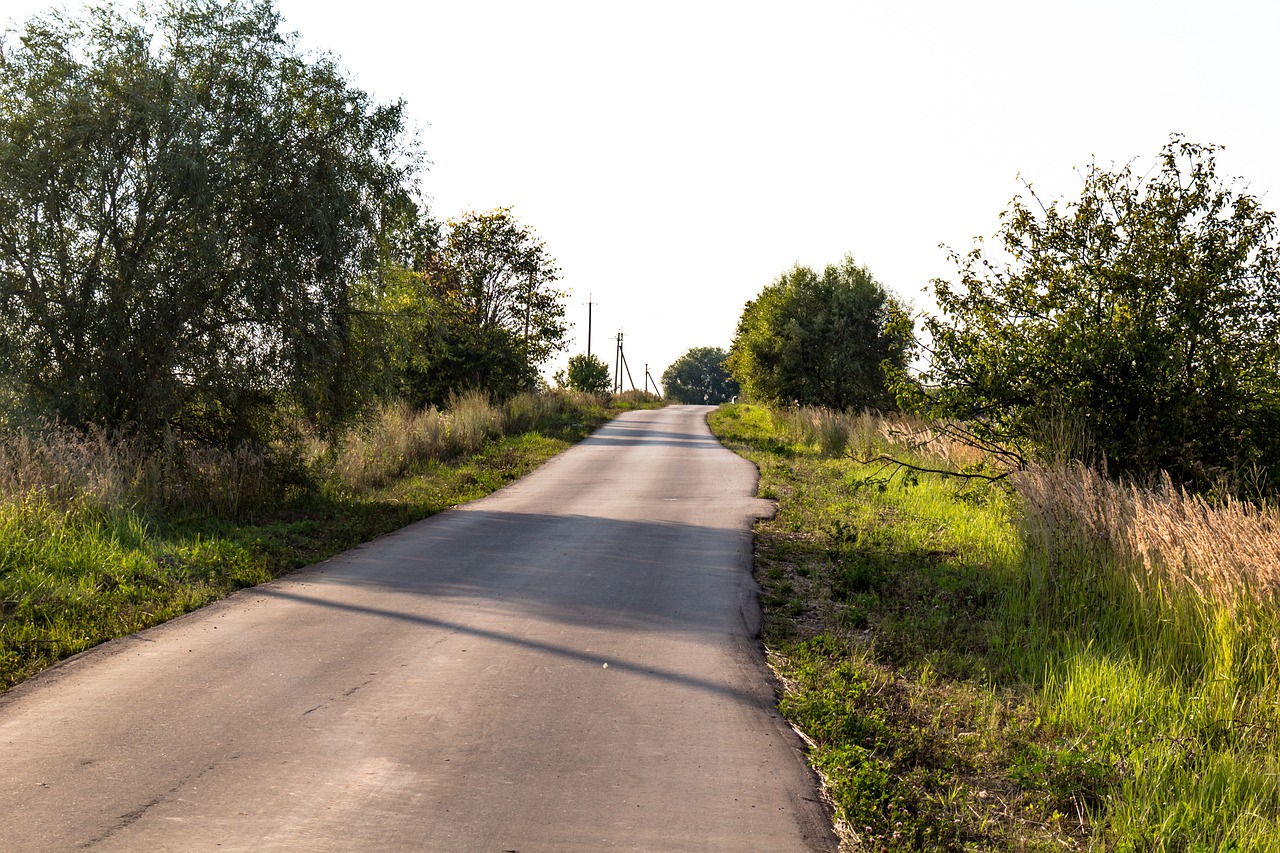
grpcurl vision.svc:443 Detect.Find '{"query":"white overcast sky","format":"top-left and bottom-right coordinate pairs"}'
top-left (5, 1), bottom-right (1279, 386)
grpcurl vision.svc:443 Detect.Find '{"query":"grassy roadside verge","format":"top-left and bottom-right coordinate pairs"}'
top-left (0, 392), bottom-right (659, 691)
top-left (709, 403), bottom-right (1280, 851)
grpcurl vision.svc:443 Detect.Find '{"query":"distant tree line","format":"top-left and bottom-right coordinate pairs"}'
top-left (0, 0), bottom-right (568, 446)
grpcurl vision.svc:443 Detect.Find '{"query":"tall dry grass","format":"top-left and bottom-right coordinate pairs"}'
top-left (328, 390), bottom-right (507, 491)
top-left (0, 423), bottom-right (276, 517)
top-left (613, 389), bottom-right (662, 406)
top-left (796, 406), bottom-right (1280, 605)
top-left (1010, 462), bottom-right (1280, 849)
top-left (328, 402), bottom-right (453, 491)
top-left (1016, 463), bottom-right (1280, 607)
top-left (775, 405), bottom-right (990, 468)
top-left (0, 390), bottom-right (617, 511)
top-left (325, 389), bottom-right (611, 493)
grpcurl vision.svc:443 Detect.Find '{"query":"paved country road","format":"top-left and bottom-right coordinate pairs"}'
top-left (0, 405), bottom-right (837, 852)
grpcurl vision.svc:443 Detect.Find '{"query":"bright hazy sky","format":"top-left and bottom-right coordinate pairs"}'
top-left (5, 1), bottom-right (1279, 387)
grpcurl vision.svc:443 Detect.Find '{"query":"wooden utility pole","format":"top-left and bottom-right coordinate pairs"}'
top-left (613, 331), bottom-right (636, 393)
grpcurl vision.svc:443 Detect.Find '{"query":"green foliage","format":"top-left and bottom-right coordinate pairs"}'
top-left (558, 353), bottom-right (611, 395)
top-left (711, 404), bottom-right (1078, 849)
top-left (661, 346), bottom-right (738, 404)
top-left (0, 0), bottom-right (420, 442)
top-left (726, 256), bottom-right (911, 410)
top-left (912, 137), bottom-right (1280, 491)
top-left (711, 403), bottom-right (1280, 849)
top-left (392, 207), bottom-right (568, 405)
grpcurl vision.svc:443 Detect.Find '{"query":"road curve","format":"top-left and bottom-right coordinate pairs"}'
top-left (0, 405), bottom-right (836, 852)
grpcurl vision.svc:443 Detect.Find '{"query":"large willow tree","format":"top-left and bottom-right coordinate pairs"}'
top-left (0, 0), bottom-right (419, 441)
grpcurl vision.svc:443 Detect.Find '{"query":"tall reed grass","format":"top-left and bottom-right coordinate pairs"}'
top-left (1006, 463), bottom-right (1280, 848)
top-left (0, 390), bottom-right (613, 510)
top-left (773, 404), bottom-right (989, 468)
top-left (0, 423), bottom-right (276, 518)
top-left (722, 402), bottom-right (1280, 848)
top-left (1017, 463), bottom-right (1280, 607)
top-left (325, 389), bottom-right (605, 492)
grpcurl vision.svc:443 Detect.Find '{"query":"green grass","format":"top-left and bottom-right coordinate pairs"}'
top-left (0, 402), bottom-right (642, 691)
top-left (710, 403), bottom-right (1280, 851)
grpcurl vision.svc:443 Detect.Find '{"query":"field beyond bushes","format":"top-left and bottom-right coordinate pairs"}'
top-left (709, 403), bottom-right (1280, 852)
top-left (0, 390), bottom-right (660, 691)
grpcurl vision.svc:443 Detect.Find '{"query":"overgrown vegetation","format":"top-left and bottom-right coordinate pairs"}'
top-left (902, 136), bottom-right (1280, 494)
top-left (0, 390), bottom-right (658, 690)
top-left (0, 0), bottom-right (420, 441)
top-left (710, 403), bottom-right (1280, 851)
top-left (726, 255), bottom-right (912, 411)
top-left (0, 1), bottom-right (573, 449)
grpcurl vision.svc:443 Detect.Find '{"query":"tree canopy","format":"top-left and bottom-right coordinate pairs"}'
top-left (556, 353), bottom-right (611, 395)
top-left (726, 256), bottom-right (911, 410)
top-left (910, 137), bottom-right (1280, 491)
top-left (0, 0), bottom-right (419, 441)
top-left (390, 208), bottom-right (568, 405)
top-left (662, 347), bottom-right (738, 404)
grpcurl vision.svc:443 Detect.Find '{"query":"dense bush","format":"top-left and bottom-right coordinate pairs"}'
top-left (909, 137), bottom-right (1280, 494)
top-left (727, 256), bottom-right (911, 411)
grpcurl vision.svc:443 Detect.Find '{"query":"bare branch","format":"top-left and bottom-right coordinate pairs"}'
top-left (846, 452), bottom-right (1017, 482)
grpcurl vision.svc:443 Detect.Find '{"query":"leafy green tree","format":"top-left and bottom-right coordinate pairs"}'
top-left (557, 353), bottom-right (611, 395)
top-left (396, 208), bottom-right (567, 404)
top-left (0, 0), bottom-right (418, 441)
top-left (428, 207), bottom-right (567, 364)
top-left (662, 347), bottom-right (738, 404)
top-left (726, 256), bottom-right (911, 410)
top-left (911, 137), bottom-right (1280, 491)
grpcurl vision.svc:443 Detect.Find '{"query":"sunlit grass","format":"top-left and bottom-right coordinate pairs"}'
top-left (709, 402), bottom-right (1280, 851)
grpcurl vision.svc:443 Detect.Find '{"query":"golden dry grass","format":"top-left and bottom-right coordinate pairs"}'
top-left (778, 405), bottom-right (991, 469)
top-left (0, 423), bottom-right (274, 516)
top-left (1016, 462), bottom-right (1280, 606)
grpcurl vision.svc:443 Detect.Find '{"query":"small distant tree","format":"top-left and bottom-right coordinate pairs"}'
top-left (556, 353), bottom-right (611, 394)
top-left (726, 256), bottom-right (911, 410)
top-left (662, 347), bottom-right (738, 404)
top-left (910, 136), bottom-right (1280, 492)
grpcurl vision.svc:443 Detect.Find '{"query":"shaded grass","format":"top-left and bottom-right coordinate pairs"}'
top-left (0, 396), bottom-right (642, 691)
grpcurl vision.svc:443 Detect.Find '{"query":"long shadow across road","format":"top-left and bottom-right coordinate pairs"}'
top-left (0, 405), bottom-right (837, 852)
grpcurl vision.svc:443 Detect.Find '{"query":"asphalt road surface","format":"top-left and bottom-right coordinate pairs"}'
top-left (0, 405), bottom-right (837, 852)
